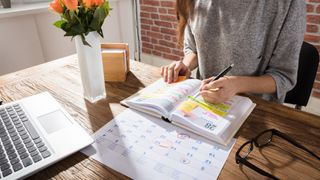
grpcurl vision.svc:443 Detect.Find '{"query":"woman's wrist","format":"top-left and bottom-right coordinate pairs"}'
top-left (229, 76), bottom-right (247, 94)
top-left (230, 75), bottom-right (277, 94)
top-left (182, 53), bottom-right (198, 71)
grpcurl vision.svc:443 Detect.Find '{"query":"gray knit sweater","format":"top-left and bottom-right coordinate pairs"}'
top-left (184, 0), bottom-right (306, 103)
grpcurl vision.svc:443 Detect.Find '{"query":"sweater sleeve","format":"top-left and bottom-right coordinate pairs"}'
top-left (183, 23), bottom-right (197, 55)
top-left (264, 0), bottom-right (306, 102)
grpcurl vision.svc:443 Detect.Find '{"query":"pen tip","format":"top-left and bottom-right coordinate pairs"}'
top-left (230, 64), bottom-right (234, 67)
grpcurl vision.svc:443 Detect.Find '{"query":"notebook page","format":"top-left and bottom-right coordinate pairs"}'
top-left (170, 95), bottom-right (254, 145)
top-left (126, 79), bottom-right (201, 117)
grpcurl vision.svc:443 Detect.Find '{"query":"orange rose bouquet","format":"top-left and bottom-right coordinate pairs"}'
top-left (49, 0), bottom-right (111, 46)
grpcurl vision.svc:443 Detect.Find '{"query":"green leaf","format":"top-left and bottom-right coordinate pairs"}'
top-left (70, 10), bottom-right (82, 24)
top-left (53, 20), bottom-right (66, 28)
top-left (80, 34), bottom-right (91, 47)
top-left (103, 1), bottom-right (111, 15)
top-left (71, 23), bottom-right (85, 34)
top-left (64, 30), bottom-right (77, 36)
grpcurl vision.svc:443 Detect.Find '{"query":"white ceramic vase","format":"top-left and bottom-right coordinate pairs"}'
top-left (75, 31), bottom-right (106, 103)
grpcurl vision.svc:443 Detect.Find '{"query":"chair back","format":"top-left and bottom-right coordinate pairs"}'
top-left (285, 42), bottom-right (319, 109)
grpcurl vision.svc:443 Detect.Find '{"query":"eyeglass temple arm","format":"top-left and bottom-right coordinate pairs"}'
top-left (276, 131), bottom-right (320, 160)
top-left (238, 158), bottom-right (279, 180)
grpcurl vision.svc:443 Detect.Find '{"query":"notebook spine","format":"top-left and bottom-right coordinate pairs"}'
top-left (161, 116), bottom-right (172, 123)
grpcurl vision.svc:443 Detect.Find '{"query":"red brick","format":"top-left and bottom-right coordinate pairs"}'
top-left (154, 21), bottom-right (172, 28)
top-left (140, 6), bottom-right (157, 12)
top-left (151, 26), bottom-right (160, 32)
top-left (168, 9), bottom-right (176, 15)
top-left (309, 0), bottom-right (320, 3)
top-left (312, 90), bottom-right (320, 99)
top-left (143, 0), bottom-right (160, 6)
top-left (163, 53), bottom-right (180, 61)
top-left (141, 24), bottom-right (151, 30)
top-left (172, 49), bottom-right (184, 57)
top-left (160, 15), bottom-right (177, 22)
top-left (315, 45), bottom-right (320, 53)
top-left (141, 30), bottom-right (146, 35)
top-left (161, 1), bottom-right (175, 7)
top-left (306, 24), bottom-right (319, 33)
top-left (141, 36), bottom-right (150, 42)
top-left (154, 45), bottom-right (171, 53)
top-left (142, 42), bottom-right (154, 49)
top-left (147, 31), bottom-right (163, 39)
top-left (317, 5), bottom-right (320, 13)
top-left (304, 34), bottom-right (320, 43)
top-left (315, 72), bottom-right (320, 81)
top-left (141, 18), bottom-right (153, 25)
top-left (164, 35), bottom-right (171, 41)
top-left (152, 50), bottom-right (162, 56)
top-left (151, 38), bottom-right (158, 44)
top-left (151, 13), bottom-right (159, 19)
top-left (161, 28), bottom-right (176, 35)
top-left (306, 15), bottom-right (320, 24)
top-left (140, 12), bottom-right (150, 18)
top-left (313, 81), bottom-right (320, 89)
top-left (172, 36), bottom-right (178, 42)
top-left (306, 4), bottom-right (315, 12)
top-left (158, 8), bottom-right (167, 14)
top-left (159, 40), bottom-right (176, 48)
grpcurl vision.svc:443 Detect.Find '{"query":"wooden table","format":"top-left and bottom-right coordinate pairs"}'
top-left (0, 55), bottom-right (319, 179)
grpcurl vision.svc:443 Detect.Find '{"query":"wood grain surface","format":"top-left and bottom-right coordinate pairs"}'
top-left (0, 55), bottom-right (319, 180)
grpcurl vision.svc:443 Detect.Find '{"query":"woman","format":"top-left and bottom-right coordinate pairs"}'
top-left (161, 0), bottom-right (306, 103)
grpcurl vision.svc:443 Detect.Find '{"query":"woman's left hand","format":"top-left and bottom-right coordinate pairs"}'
top-left (200, 76), bottom-right (240, 104)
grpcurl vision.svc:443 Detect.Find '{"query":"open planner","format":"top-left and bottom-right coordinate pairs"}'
top-left (122, 78), bottom-right (256, 146)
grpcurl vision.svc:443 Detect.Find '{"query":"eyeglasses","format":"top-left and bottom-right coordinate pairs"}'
top-left (235, 129), bottom-right (320, 180)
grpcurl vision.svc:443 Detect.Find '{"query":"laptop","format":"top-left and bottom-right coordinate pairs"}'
top-left (0, 92), bottom-right (94, 179)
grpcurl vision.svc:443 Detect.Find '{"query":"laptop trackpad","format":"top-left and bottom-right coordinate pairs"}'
top-left (38, 110), bottom-right (72, 134)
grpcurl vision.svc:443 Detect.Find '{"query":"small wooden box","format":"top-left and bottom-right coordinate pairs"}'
top-left (101, 43), bottom-right (130, 82)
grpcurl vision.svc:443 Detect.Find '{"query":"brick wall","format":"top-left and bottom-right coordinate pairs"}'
top-left (140, 0), bottom-right (184, 60)
top-left (140, 0), bottom-right (320, 98)
top-left (306, 0), bottom-right (320, 98)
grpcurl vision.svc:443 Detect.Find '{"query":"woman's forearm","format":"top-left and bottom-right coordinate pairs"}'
top-left (182, 53), bottom-right (198, 71)
top-left (234, 75), bottom-right (277, 94)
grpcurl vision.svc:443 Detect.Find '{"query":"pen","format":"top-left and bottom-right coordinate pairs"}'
top-left (193, 63), bottom-right (234, 97)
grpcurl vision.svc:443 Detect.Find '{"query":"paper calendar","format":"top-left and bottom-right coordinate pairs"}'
top-left (82, 109), bottom-right (235, 180)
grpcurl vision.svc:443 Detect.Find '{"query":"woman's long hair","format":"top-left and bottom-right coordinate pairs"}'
top-left (176, 0), bottom-right (194, 46)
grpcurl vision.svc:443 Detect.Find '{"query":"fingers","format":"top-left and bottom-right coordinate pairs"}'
top-left (200, 77), bottom-right (235, 104)
top-left (167, 63), bottom-right (176, 83)
top-left (200, 90), bottom-right (227, 104)
top-left (161, 61), bottom-right (188, 83)
top-left (160, 66), bottom-right (164, 76)
top-left (200, 77), bottom-right (213, 90)
top-left (202, 78), bottom-right (225, 90)
top-left (173, 63), bottom-right (180, 82)
top-left (163, 66), bottom-right (169, 82)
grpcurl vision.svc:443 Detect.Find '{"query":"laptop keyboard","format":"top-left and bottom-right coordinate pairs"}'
top-left (0, 104), bottom-right (51, 178)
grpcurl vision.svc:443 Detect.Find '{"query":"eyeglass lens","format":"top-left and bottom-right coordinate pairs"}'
top-left (239, 142), bottom-right (253, 159)
top-left (256, 131), bottom-right (273, 147)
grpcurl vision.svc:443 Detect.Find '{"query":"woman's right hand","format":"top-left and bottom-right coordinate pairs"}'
top-left (160, 61), bottom-right (191, 83)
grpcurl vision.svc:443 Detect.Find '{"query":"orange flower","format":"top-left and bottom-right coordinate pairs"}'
top-left (83, 0), bottom-right (103, 7)
top-left (49, 0), bottom-right (63, 13)
top-left (82, 0), bottom-right (94, 7)
top-left (62, 0), bottom-right (78, 11)
top-left (94, 0), bottom-right (104, 6)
